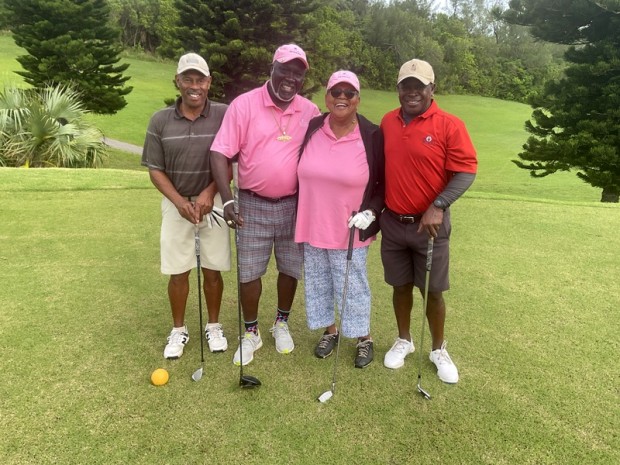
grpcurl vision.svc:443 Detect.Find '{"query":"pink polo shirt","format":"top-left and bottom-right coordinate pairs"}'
top-left (295, 115), bottom-right (372, 249)
top-left (211, 83), bottom-right (320, 198)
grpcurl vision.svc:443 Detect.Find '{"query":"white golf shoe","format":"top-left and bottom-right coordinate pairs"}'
top-left (429, 341), bottom-right (459, 384)
top-left (164, 327), bottom-right (189, 359)
top-left (383, 337), bottom-right (415, 369)
top-left (233, 331), bottom-right (263, 366)
top-left (205, 323), bottom-right (228, 352)
top-left (270, 321), bottom-right (295, 354)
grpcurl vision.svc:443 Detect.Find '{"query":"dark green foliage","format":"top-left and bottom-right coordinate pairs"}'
top-left (504, 0), bottom-right (620, 45)
top-left (173, 0), bottom-right (319, 102)
top-left (6, 0), bottom-right (133, 114)
top-left (507, 0), bottom-right (620, 202)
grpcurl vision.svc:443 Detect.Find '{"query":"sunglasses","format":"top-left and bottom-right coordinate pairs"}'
top-left (329, 88), bottom-right (358, 99)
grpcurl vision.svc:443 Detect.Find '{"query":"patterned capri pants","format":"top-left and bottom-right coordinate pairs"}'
top-left (303, 243), bottom-right (371, 338)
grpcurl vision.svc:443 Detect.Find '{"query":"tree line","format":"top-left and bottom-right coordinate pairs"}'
top-left (104, 0), bottom-right (567, 105)
top-left (1, 0), bottom-right (618, 201)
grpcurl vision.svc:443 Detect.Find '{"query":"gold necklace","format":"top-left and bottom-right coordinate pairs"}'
top-left (270, 108), bottom-right (292, 142)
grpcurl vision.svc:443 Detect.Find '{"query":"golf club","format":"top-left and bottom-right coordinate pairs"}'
top-left (416, 236), bottom-right (434, 400)
top-left (318, 218), bottom-right (356, 403)
top-left (191, 224), bottom-right (205, 382)
top-left (232, 161), bottom-right (261, 388)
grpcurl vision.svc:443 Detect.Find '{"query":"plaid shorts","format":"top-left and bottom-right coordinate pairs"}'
top-left (236, 190), bottom-right (302, 283)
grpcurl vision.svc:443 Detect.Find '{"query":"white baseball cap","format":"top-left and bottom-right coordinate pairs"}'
top-left (177, 53), bottom-right (210, 76)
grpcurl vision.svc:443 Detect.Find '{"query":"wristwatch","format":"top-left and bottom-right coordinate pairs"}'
top-left (433, 198), bottom-right (448, 211)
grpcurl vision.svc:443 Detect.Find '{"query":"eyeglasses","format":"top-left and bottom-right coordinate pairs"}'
top-left (329, 88), bottom-right (358, 99)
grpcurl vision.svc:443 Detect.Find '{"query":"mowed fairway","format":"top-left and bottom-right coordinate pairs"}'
top-left (1, 33), bottom-right (619, 464)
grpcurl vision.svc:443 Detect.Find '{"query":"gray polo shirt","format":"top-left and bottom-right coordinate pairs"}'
top-left (141, 98), bottom-right (228, 197)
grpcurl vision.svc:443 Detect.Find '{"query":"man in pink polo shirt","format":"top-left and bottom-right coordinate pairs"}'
top-left (210, 44), bottom-right (320, 366)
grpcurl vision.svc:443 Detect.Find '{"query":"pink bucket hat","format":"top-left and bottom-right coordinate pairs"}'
top-left (326, 70), bottom-right (360, 92)
top-left (272, 44), bottom-right (309, 70)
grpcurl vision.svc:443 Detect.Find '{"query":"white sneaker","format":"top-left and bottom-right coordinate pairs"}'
top-left (163, 327), bottom-right (189, 359)
top-left (205, 323), bottom-right (228, 352)
top-left (233, 331), bottom-right (263, 366)
top-left (270, 321), bottom-right (294, 354)
top-left (383, 337), bottom-right (415, 369)
top-left (429, 341), bottom-right (459, 384)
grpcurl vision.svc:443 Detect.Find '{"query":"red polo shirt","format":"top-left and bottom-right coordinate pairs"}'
top-left (381, 101), bottom-right (477, 215)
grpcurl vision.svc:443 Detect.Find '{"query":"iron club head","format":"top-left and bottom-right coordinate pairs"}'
top-left (317, 390), bottom-right (333, 403)
top-left (417, 384), bottom-right (431, 400)
top-left (191, 367), bottom-right (203, 382)
top-left (240, 375), bottom-right (261, 388)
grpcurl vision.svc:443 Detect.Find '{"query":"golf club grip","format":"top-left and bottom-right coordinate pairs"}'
top-left (232, 161), bottom-right (239, 215)
top-left (347, 211), bottom-right (356, 260)
top-left (194, 227), bottom-right (200, 258)
top-left (426, 236), bottom-right (434, 271)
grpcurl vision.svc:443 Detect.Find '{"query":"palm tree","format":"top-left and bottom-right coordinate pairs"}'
top-left (0, 85), bottom-right (106, 168)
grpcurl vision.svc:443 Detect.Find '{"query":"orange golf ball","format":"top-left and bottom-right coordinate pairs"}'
top-left (150, 368), bottom-right (169, 386)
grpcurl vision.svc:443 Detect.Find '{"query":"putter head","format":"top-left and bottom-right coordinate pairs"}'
top-left (417, 384), bottom-right (431, 400)
top-left (239, 375), bottom-right (261, 388)
top-left (317, 390), bottom-right (333, 403)
top-left (191, 368), bottom-right (203, 382)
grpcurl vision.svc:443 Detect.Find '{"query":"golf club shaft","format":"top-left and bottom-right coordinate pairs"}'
top-left (232, 162), bottom-right (245, 374)
top-left (330, 218), bottom-right (356, 394)
top-left (417, 236), bottom-right (434, 392)
top-left (195, 226), bottom-right (205, 365)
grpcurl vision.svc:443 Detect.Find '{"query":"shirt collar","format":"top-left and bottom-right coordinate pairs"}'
top-left (398, 99), bottom-right (437, 124)
top-left (174, 97), bottom-right (211, 119)
top-left (260, 82), bottom-right (299, 115)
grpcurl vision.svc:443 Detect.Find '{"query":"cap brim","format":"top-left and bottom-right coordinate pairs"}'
top-left (177, 66), bottom-right (209, 76)
top-left (397, 74), bottom-right (432, 86)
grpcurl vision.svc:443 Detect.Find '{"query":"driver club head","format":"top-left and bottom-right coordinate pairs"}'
top-left (417, 384), bottom-right (431, 400)
top-left (191, 368), bottom-right (203, 382)
top-left (239, 375), bottom-right (261, 388)
top-left (317, 390), bottom-right (333, 403)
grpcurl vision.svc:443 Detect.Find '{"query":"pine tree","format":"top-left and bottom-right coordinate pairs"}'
top-left (505, 0), bottom-right (620, 202)
top-left (6, 0), bottom-right (133, 114)
top-left (173, 0), bottom-right (318, 103)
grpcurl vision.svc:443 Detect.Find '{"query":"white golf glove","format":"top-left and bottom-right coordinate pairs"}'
top-left (347, 210), bottom-right (375, 230)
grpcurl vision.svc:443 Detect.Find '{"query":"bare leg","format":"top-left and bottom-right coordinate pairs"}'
top-left (392, 283), bottom-right (415, 340)
top-left (202, 268), bottom-right (223, 323)
top-left (168, 271), bottom-right (191, 327)
top-left (425, 291), bottom-right (446, 350)
top-left (240, 278), bottom-right (261, 322)
top-left (276, 272), bottom-right (297, 312)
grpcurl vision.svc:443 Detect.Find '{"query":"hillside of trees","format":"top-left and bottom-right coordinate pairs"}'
top-left (101, 0), bottom-right (567, 103)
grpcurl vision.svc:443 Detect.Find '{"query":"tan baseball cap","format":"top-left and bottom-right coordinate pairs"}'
top-left (397, 59), bottom-right (434, 85)
top-left (177, 53), bottom-right (210, 76)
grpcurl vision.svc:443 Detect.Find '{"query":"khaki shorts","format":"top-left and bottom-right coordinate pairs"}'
top-left (160, 194), bottom-right (231, 275)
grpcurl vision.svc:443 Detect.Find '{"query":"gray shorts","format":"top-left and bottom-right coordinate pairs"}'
top-left (237, 190), bottom-right (302, 283)
top-left (379, 209), bottom-right (451, 292)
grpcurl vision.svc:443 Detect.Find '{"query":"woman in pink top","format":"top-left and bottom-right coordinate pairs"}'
top-left (296, 71), bottom-right (385, 368)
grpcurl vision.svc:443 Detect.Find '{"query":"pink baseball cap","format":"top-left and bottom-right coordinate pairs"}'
top-left (326, 70), bottom-right (360, 92)
top-left (272, 44), bottom-right (309, 70)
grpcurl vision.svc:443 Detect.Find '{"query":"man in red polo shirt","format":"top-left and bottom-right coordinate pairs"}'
top-left (380, 59), bottom-right (477, 383)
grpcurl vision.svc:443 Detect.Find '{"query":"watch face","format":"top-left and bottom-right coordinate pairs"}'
top-left (434, 199), bottom-right (446, 210)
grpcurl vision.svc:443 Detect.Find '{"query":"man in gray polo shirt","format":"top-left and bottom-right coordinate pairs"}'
top-left (141, 53), bottom-right (231, 359)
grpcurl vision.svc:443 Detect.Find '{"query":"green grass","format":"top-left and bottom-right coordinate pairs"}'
top-left (1, 32), bottom-right (619, 465)
top-left (1, 168), bottom-right (618, 464)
